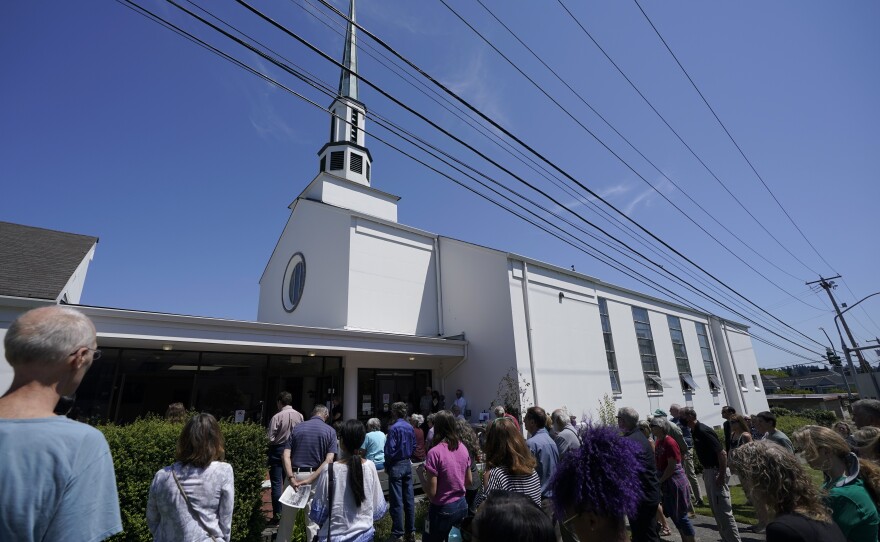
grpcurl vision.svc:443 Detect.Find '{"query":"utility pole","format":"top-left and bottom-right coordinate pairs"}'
top-left (809, 276), bottom-right (879, 398)
top-left (820, 327), bottom-right (854, 402)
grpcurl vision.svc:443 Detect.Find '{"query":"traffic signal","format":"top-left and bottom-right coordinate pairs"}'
top-left (826, 348), bottom-right (842, 367)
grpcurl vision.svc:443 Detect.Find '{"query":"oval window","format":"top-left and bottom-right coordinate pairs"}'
top-left (281, 252), bottom-right (306, 312)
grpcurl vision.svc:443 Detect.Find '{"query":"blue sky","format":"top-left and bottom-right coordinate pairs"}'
top-left (2, 1), bottom-right (878, 368)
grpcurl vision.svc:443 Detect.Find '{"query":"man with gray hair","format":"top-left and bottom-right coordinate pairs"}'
top-left (852, 399), bottom-right (880, 429)
top-left (493, 404), bottom-right (520, 431)
top-left (618, 407), bottom-right (661, 542)
top-left (0, 306), bottom-right (122, 541)
top-left (551, 408), bottom-right (580, 460)
top-left (279, 403), bottom-right (337, 542)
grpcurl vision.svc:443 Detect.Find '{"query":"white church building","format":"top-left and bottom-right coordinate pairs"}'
top-left (0, 2), bottom-right (768, 427)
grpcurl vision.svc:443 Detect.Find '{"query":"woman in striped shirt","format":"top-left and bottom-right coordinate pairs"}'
top-left (473, 417), bottom-right (541, 510)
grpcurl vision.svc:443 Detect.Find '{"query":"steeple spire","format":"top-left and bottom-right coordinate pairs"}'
top-left (338, 0), bottom-right (358, 100)
top-left (316, 0), bottom-right (372, 187)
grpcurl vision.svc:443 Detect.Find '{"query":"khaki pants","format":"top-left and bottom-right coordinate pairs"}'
top-left (683, 450), bottom-right (701, 504)
top-left (702, 467), bottom-right (741, 542)
top-left (275, 473), bottom-right (318, 542)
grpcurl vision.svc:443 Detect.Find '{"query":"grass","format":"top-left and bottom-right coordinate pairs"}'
top-left (693, 466), bottom-right (826, 525)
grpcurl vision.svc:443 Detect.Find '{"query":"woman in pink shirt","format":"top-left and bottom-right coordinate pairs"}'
top-left (423, 410), bottom-right (472, 541)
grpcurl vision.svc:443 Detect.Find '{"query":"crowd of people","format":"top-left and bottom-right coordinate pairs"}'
top-left (6, 306), bottom-right (880, 542)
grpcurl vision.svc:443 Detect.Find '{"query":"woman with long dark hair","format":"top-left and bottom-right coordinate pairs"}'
top-left (309, 419), bottom-right (387, 542)
top-left (423, 410), bottom-right (472, 542)
top-left (147, 413), bottom-right (234, 541)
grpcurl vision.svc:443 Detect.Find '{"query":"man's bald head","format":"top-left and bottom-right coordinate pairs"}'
top-left (5, 306), bottom-right (96, 367)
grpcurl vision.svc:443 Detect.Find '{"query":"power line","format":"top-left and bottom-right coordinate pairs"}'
top-left (554, 0), bottom-right (824, 278)
top-left (442, 0), bottom-right (827, 315)
top-left (632, 0), bottom-right (837, 275)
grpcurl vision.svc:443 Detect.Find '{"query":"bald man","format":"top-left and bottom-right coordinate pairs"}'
top-left (0, 306), bottom-right (122, 541)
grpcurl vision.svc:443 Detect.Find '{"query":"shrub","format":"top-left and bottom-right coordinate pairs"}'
top-left (771, 407), bottom-right (838, 427)
top-left (99, 416), bottom-right (267, 541)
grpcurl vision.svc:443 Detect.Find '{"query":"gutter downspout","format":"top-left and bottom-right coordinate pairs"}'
top-left (433, 236), bottom-right (444, 337)
top-left (521, 261), bottom-right (539, 407)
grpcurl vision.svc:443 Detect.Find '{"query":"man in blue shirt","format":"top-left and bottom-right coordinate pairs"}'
top-left (0, 306), bottom-right (122, 541)
top-left (385, 401), bottom-right (416, 542)
top-left (525, 406), bottom-right (561, 537)
top-left (278, 404), bottom-right (338, 542)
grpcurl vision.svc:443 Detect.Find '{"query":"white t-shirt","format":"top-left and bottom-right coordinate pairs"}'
top-left (309, 459), bottom-right (388, 541)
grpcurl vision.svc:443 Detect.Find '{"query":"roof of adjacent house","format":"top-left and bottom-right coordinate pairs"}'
top-left (0, 221), bottom-right (98, 300)
top-left (761, 369), bottom-right (849, 390)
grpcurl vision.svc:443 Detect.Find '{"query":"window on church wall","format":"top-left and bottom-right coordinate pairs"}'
top-left (696, 322), bottom-right (720, 391)
top-left (632, 307), bottom-right (662, 393)
top-left (366, 162), bottom-right (371, 181)
top-left (598, 298), bottom-right (622, 394)
top-left (667, 315), bottom-right (696, 392)
top-left (330, 151), bottom-right (345, 171)
top-left (320, 156), bottom-right (326, 173)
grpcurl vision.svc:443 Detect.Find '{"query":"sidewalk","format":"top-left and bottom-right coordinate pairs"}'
top-left (668, 514), bottom-right (763, 542)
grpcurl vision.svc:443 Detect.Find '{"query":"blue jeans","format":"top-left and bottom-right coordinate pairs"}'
top-left (267, 445), bottom-right (285, 517)
top-left (425, 496), bottom-right (467, 542)
top-left (387, 459), bottom-right (415, 537)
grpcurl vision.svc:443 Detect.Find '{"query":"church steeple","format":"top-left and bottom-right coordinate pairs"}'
top-left (338, 0), bottom-right (358, 101)
top-left (317, 0), bottom-right (372, 187)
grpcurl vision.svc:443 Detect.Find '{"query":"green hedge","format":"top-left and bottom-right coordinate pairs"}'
top-left (99, 417), bottom-right (267, 541)
top-left (771, 407), bottom-right (838, 427)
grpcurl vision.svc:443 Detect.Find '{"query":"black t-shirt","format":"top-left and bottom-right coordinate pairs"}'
top-left (766, 513), bottom-right (846, 542)
top-left (691, 421), bottom-right (722, 468)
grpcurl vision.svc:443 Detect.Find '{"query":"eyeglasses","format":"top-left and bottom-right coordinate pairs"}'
top-left (69, 347), bottom-right (102, 361)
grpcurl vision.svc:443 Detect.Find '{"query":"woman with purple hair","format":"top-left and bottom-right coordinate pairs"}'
top-left (549, 424), bottom-right (645, 541)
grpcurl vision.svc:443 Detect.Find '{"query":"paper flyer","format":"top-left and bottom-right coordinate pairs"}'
top-left (279, 484), bottom-right (311, 509)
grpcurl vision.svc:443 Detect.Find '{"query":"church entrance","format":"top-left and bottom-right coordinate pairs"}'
top-left (356, 368), bottom-right (431, 425)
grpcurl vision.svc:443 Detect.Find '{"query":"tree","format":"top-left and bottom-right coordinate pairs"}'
top-left (492, 367), bottom-right (532, 419)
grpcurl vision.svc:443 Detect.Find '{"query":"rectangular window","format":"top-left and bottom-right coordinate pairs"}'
top-left (366, 162), bottom-right (371, 181)
top-left (752, 374), bottom-right (761, 391)
top-left (738, 373), bottom-right (748, 392)
top-left (598, 298), bottom-right (621, 393)
top-left (696, 322), bottom-right (720, 391)
top-left (320, 155), bottom-right (326, 173)
top-left (350, 110), bottom-right (359, 143)
top-left (667, 316), bottom-right (695, 391)
top-left (632, 307), bottom-right (662, 393)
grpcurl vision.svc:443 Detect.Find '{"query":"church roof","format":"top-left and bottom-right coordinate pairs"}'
top-left (0, 221), bottom-right (97, 300)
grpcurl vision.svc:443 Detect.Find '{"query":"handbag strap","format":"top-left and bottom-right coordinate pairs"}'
top-left (172, 468), bottom-right (219, 542)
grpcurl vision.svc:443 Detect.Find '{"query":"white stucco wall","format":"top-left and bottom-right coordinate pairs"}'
top-left (347, 218), bottom-right (438, 336)
top-left (258, 199), bottom-right (351, 328)
top-left (319, 176), bottom-right (397, 222)
top-left (723, 323), bottom-right (770, 415)
top-left (510, 261), bottom-right (611, 421)
top-left (438, 238), bottom-right (518, 420)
